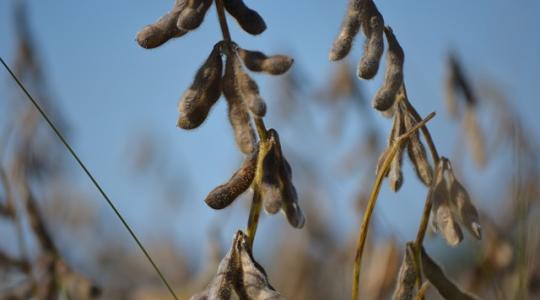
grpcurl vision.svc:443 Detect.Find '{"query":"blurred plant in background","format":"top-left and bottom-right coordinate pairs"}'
top-left (1, 0), bottom-right (539, 299)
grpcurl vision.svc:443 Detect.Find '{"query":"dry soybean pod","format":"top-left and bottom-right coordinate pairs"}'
top-left (259, 138), bottom-right (282, 214)
top-left (372, 27), bottom-right (404, 111)
top-left (178, 43), bottom-right (223, 129)
top-left (388, 107), bottom-right (405, 192)
top-left (237, 48), bottom-right (294, 75)
top-left (136, 0), bottom-right (188, 49)
top-left (223, 51), bottom-right (257, 154)
top-left (223, 0), bottom-right (266, 35)
top-left (177, 0), bottom-right (213, 31)
top-left (234, 60), bottom-right (267, 117)
top-left (357, 1), bottom-right (384, 79)
top-left (329, 0), bottom-right (366, 61)
top-left (204, 148), bottom-right (258, 209)
top-left (402, 103), bottom-right (433, 186)
top-left (392, 243), bottom-right (417, 300)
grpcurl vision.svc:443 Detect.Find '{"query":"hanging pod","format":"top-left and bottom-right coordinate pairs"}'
top-left (177, 43), bottom-right (223, 129)
top-left (136, 0), bottom-right (189, 49)
top-left (223, 0), bottom-right (267, 35)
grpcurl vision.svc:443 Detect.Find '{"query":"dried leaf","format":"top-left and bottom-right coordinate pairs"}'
top-left (204, 149), bottom-right (258, 209)
top-left (224, 0), bottom-right (266, 35)
top-left (421, 247), bottom-right (480, 300)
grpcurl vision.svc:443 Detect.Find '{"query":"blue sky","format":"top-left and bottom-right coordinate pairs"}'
top-left (1, 0), bottom-right (539, 264)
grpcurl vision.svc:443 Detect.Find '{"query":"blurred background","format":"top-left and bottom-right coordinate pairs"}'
top-left (1, 0), bottom-right (539, 299)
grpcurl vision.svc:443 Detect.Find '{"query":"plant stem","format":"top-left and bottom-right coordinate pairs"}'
top-left (352, 112), bottom-right (436, 300)
top-left (215, 0), bottom-right (267, 248)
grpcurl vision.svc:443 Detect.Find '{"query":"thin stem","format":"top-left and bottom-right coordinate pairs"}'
top-left (215, 0), bottom-right (268, 247)
top-left (246, 188), bottom-right (262, 248)
top-left (0, 56), bottom-right (179, 300)
top-left (352, 112), bottom-right (435, 300)
top-left (414, 281), bottom-right (431, 300)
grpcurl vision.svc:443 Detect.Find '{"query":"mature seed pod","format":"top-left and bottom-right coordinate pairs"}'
top-left (372, 27), bottom-right (404, 111)
top-left (178, 44), bottom-right (223, 129)
top-left (329, 1), bottom-right (362, 61)
top-left (235, 66), bottom-right (267, 117)
top-left (357, 1), bottom-right (384, 79)
top-left (236, 231), bottom-right (285, 300)
top-left (421, 247), bottom-right (480, 300)
top-left (260, 140), bottom-right (282, 214)
top-left (223, 52), bottom-right (257, 154)
top-left (237, 48), bottom-right (294, 75)
top-left (388, 107), bottom-right (405, 191)
top-left (177, 0), bottom-right (213, 31)
top-left (136, 0), bottom-right (188, 49)
top-left (266, 129), bottom-right (305, 228)
top-left (402, 105), bottom-right (433, 186)
top-left (431, 160), bottom-right (463, 246)
top-left (392, 243), bottom-right (417, 300)
top-left (223, 0), bottom-right (266, 35)
top-left (204, 149), bottom-right (258, 209)
top-left (445, 159), bottom-right (482, 239)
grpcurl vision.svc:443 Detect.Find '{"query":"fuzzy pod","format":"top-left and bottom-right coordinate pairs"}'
top-left (357, 1), bottom-right (384, 79)
top-left (236, 232), bottom-right (285, 300)
top-left (136, 0), bottom-right (188, 49)
top-left (223, 53), bottom-right (257, 154)
top-left (421, 247), bottom-right (480, 300)
top-left (392, 243), bottom-right (417, 300)
top-left (372, 27), bottom-right (404, 111)
top-left (204, 149), bottom-right (258, 209)
top-left (445, 159), bottom-right (482, 239)
top-left (329, 7), bottom-right (362, 61)
top-left (259, 140), bottom-right (283, 214)
top-left (177, 0), bottom-right (213, 31)
top-left (235, 67), bottom-right (267, 117)
top-left (402, 106), bottom-right (433, 186)
top-left (267, 129), bottom-right (305, 228)
top-left (223, 0), bottom-right (266, 35)
top-left (178, 44), bottom-right (223, 129)
top-left (431, 160), bottom-right (463, 246)
top-left (237, 48), bottom-right (294, 75)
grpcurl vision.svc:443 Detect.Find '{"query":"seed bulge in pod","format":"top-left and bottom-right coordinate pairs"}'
top-left (237, 48), bottom-right (294, 75)
top-left (329, 9), bottom-right (361, 61)
top-left (259, 140), bottom-right (282, 214)
top-left (357, 1), bottom-right (384, 79)
top-left (177, 0), bottom-right (213, 31)
top-left (223, 53), bottom-right (257, 154)
top-left (223, 0), bottom-right (266, 35)
top-left (136, 0), bottom-right (188, 49)
top-left (178, 44), bottom-right (223, 129)
top-left (235, 67), bottom-right (267, 117)
top-left (372, 27), bottom-right (404, 112)
top-left (204, 148), bottom-right (258, 209)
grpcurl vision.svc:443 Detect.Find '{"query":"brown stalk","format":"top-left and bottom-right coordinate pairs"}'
top-left (352, 111), bottom-right (436, 300)
top-left (215, 0), bottom-right (268, 249)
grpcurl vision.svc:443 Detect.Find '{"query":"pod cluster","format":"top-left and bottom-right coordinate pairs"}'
top-left (329, 0), bottom-right (385, 80)
top-left (136, 0), bottom-right (266, 49)
top-left (430, 157), bottom-right (482, 246)
top-left (377, 90), bottom-right (433, 191)
top-left (205, 127), bottom-right (305, 229)
top-left (189, 231), bottom-right (285, 300)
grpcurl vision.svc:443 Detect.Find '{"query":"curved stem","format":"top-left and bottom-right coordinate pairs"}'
top-left (352, 112), bottom-right (435, 300)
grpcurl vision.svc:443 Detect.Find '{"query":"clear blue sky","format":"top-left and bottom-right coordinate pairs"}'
top-left (1, 0), bottom-right (539, 262)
